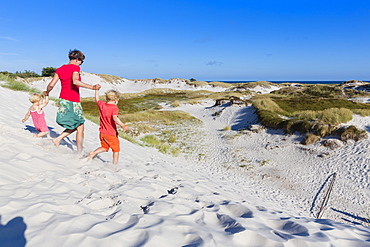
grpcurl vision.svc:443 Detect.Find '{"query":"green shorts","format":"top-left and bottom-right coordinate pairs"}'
top-left (56, 99), bottom-right (85, 130)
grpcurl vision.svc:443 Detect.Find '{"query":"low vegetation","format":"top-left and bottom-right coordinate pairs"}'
top-left (98, 74), bottom-right (123, 84)
top-left (0, 74), bottom-right (39, 93)
top-left (251, 84), bottom-right (370, 143)
top-left (2, 72), bottom-right (369, 149)
top-left (81, 89), bottom-right (208, 155)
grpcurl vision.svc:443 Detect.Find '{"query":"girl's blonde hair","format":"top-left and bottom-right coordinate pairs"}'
top-left (105, 90), bottom-right (120, 101)
top-left (29, 93), bottom-right (42, 103)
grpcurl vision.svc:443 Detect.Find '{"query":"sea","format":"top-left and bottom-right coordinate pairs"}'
top-left (208, 81), bottom-right (369, 85)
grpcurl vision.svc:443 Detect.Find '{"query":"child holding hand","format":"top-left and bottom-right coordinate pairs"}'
top-left (22, 93), bottom-right (49, 137)
top-left (87, 89), bottom-right (129, 164)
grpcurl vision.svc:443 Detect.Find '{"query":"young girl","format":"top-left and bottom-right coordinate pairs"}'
top-left (22, 93), bottom-right (50, 137)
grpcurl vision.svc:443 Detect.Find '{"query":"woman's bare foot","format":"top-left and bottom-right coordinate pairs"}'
top-left (52, 138), bottom-right (61, 146)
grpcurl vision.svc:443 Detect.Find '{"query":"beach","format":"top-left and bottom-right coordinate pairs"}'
top-left (0, 75), bottom-right (370, 246)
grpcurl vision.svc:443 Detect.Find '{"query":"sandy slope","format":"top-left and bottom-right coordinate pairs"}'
top-left (172, 101), bottom-right (370, 225)
top-left (0, 80), bottom-right (370, 246)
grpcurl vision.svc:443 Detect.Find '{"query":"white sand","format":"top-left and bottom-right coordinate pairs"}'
top-left (0, 75), bottom-right (370, 246)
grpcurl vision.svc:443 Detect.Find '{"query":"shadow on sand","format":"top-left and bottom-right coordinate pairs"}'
top-left (0, 216), bottom-right (27, 247)
top-left (24, 125), bottom-right (74, 150)
top-left (231, 106), bottom-right (259, 131)
top-left (331, 208), bottom-right (370, 225)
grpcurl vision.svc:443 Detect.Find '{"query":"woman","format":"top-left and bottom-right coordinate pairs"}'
top-left (44, 49), bottom-right (101, 153)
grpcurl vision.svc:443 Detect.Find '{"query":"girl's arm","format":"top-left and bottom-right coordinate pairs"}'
top-left (39, 96), bottom-right (49, 109)
top-left (44, 73), bottom-right (59, 96)
top-left (22, 108), bottom-right (31, 122)
top-left (113, 115), bottom-right (129, 131)
top-left (72, 72), bottom-right (101, 90)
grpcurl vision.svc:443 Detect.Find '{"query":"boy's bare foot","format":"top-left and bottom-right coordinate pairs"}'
top-left (86, 152), bottom-right (95, 161)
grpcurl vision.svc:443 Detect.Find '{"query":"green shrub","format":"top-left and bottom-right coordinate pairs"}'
top-left (14, 70), bottom-right (40, 78)
top-left (41, 67), bottom-right (56, 77)
top-left (0, 71), bottom-right (16, 78)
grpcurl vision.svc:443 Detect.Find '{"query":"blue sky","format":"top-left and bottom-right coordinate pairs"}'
top-left (1, 0), bottom-right (370, 81)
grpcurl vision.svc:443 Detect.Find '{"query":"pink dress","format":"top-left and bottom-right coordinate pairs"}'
top-left (30, 110), bottom-right (49, 132)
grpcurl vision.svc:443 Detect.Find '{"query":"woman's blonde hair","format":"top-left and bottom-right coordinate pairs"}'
top-left (29, 93), bottom-right (42, 103)
top-left (105, 90), bottom-right (120, 101)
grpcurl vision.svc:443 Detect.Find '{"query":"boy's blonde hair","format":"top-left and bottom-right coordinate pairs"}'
top-left (105, 90), bottom-right (120, 101)
top-left (29, 93), bottom-right (42, 103)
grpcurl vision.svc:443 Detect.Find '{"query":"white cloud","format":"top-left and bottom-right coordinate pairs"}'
top-left (1, 37), bottom-right (19, 42)
top-left (205, 61), bottom-right (223, 66)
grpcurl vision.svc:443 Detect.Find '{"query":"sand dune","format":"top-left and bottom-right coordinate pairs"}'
top-left (0, 77), bottom-right (370, 246)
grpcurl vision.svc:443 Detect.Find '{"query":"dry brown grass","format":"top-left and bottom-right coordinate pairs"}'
top-left (252, 97), bottom-right (286, 114)
top-left (301, 133), bottom-right (320, 145)
top-left (98, 74), bottom-right (123, 84)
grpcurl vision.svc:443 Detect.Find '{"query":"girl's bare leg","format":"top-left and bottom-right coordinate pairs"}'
top-left (87, 147), bottom-right (106, 161)
top-left (52, 129), bottom-right (75, 146)
top-left (113, 152), bottom-right (119, 165)
top-left (76, 124), bottom-right (84, 153)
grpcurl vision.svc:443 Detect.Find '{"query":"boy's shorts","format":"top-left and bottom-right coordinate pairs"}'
top-left (99, 133), bottom-right (120, 152)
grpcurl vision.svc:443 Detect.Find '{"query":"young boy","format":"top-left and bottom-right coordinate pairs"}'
top-left (87, 89), bottom-right (129, 164)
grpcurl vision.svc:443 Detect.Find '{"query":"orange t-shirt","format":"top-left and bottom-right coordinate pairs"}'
top-left (97, 100), bottom-right (119, 136)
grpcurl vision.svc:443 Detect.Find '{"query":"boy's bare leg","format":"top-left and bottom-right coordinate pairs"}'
top-left (113, 152), bottom-right (119, 165)
top-left (34, 131), bottom-right (49, 138)
top-left (87, 147), bottom-right (106, 161)
top-left (76, 124), bottom-right (84, 153)
top-left (52, 129), bottom-right (75, 146)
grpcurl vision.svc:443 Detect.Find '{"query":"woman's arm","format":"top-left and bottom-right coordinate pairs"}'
top-left (44, 73), bottom-right (59, 96)
top-left (72, 71), bottom-right (101, 90)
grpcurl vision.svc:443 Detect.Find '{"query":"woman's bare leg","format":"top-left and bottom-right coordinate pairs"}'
top-left (76, 124), bottom-right (84, 153)
top-left (52, 129), bottom-right (75, 146)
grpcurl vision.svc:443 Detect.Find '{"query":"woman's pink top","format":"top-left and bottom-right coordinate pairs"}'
top-left (30, 110), bottom-right (49, 132)
top-left (56, 64), bottom-right (81, 102)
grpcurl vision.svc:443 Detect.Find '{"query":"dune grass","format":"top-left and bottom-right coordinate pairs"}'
top-left (81, 89), bottom-right (206, 155)
top-left (98, 74), bottom-right (124, 84)
top-left (0, 74), bottom-right (40, 93)
top-left (251, 84), bottom-right (370, 141)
